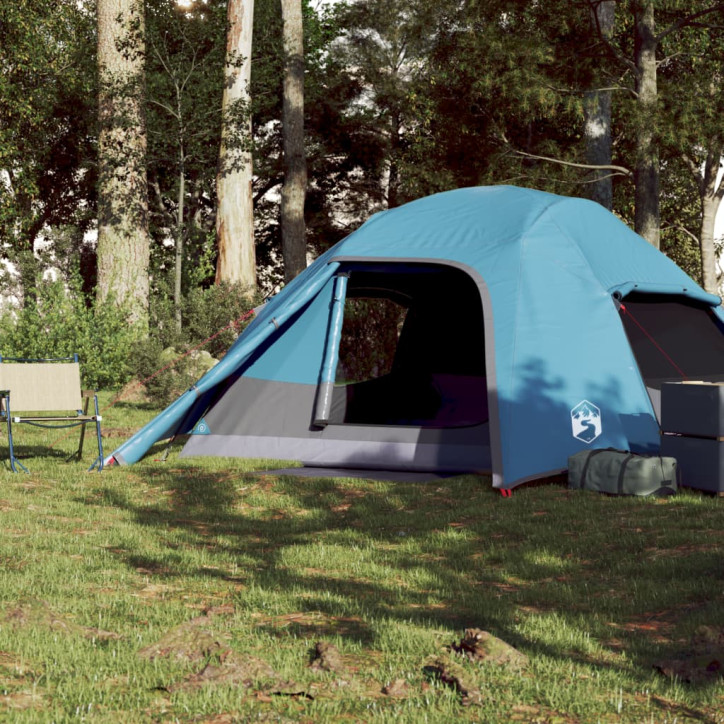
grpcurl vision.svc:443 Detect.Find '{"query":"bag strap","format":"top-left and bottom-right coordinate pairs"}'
top-left (616, 453), bottom-right (635, 495)
top-left (579, 448), bottom-right (609, 488)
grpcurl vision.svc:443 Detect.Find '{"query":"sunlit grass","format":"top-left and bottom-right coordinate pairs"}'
top-left (0, 395), bottom-right (721, 721)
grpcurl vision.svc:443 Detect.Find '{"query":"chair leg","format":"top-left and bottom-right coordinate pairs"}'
top-left (4, 411), bottom-right (28, 474)
top-left (77, 397), bottom-right (89, 461)
top-left (87, 395), bottom-right (104, 472)
top-left (65, 422), bottom-right (85, 463)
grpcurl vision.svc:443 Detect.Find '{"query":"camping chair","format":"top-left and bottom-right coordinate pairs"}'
top-left (0, 355), bottom-right (104, 472)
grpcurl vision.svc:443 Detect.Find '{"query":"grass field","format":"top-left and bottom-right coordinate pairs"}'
top-left (0, 394), bottom-right (722, 722)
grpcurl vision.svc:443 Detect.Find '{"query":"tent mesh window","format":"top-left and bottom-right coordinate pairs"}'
top-left (336, 297), bottom-right (408, 384)
top-left (620, 292), bottom-right (724, 388)
top-left (330, 264), bottom-right (488, 427)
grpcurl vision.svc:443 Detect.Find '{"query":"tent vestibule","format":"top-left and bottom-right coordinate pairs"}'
top-left (180, 261), bottom-right (494, 475)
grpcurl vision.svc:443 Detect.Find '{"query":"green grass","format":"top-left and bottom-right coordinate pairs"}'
top-left (0, 393), bottom-right (722, 721)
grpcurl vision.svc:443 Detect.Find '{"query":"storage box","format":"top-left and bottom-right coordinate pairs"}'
top-left (661, 381), bottom-right (724, 437)
top-left (661, 434), bottom-right (724, 494)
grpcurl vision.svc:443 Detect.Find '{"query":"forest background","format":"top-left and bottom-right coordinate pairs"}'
top-left (1, 0), bottom-right (724, 393)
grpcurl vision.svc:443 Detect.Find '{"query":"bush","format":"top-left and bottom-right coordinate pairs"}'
top-left (130, 283), bottom-right (261, 405)
top-left (0, 278), bottom-right (140, 389)
top-left (0, 277), bottom-right (262, 401)
top-left (182, 282), bottom-right (263, 359)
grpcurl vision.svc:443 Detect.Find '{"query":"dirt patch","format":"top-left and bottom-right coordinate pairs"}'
top-left (189, 715), bottom-right (238, 724)
top-left (451, 628), bottom-right (529, 671)
top-left (509, 703), bottom-right (578, 723)
top-left (421, 628), bottom-right (529, 706)
top-left (188, 711), bottom-right (299, 724)
top-left (423, 654), bottom-right (483, 706)
top-left (169, 649), bottom-right (308, 698)
top-left (203, 604), bottom-right (235, 617)
top-left (309, 642), bottom-right (346, 673)
top-left (654, 625), bottom-right (724, 683)
top-left (487, 581), bottom-right (523, 597)
top-left (645, 693), bottom-right (719, 722)
top-left (254, 610), bottom-right (369, 640)
top-left (170, 650), bottom-right (275, 692)
top-left (646, 543), bottom-right (723, 558)
top-left (114, 380), bottom-right (149, 404)
top-left (134, 583), bottom-right (180, 599)
top-left (0, 650), bottom-right (39, 692)
top-left (3, 599), bottom-right (120, 641)
top-left (609, 603), bottom-right (704, 647)
top-left (381, 678), bottom-right (411, 698)
top-left (0, 651), bottom-right (30, 675)
top-left (329, 487), bottom-right (368, 513)
top-left (101, 427), bottom-right (141, 439)
top-left (138, 615), bottom-right (228, 663)
top-left (0, 690), bottom-right (45, 711)
top-left (0, 556), bottom-right (26, 572)
top-left (0, 650), bottom-right (45, 713)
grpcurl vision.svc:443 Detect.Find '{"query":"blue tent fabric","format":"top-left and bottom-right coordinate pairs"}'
top-left (110, 260), bottom-right (340, 464)
top-left (108, 186), bottom-right (722, 488)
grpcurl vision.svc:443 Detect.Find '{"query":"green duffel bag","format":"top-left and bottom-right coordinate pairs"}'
top-left (568, 448), bottom-right (678, 497)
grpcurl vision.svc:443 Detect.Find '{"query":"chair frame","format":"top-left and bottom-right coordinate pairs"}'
top-left (0, 355), bottom-right (104, 472)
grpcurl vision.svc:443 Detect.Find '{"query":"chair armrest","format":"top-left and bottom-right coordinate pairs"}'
top-left (82, 390), bottom-right (97, 398)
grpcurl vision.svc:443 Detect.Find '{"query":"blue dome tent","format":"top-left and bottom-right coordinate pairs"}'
top-left (108, 186), bottom-right (724, 489)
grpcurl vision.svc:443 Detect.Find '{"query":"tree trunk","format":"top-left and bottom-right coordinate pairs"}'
top-left (280, 0), bottom-right (307, 282)
top-left (175, 156), bottom-right (185, 332)
top-left (96, 0), bottom-right (151, 327)
top-left (699, 151), bottom-right (724, 294)
top-left (386, 114), bottom-right (402, 208)
top-left (584, 0), bottom-right (615, 210)
top-left (215, 0), bottom-right (256, 293)
top-left (633, 0), bottom-right (660, 248)
top-left (173, 81), bottom-right (187, 332)
top-left (17, 247), bottom-right (40, 309)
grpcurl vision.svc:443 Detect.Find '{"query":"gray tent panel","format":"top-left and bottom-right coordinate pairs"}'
top-left (180, 377), bottom-right (490, 472)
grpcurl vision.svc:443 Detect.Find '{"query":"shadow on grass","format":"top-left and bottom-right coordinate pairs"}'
top-left (0, 442), bottom-right (86, 472)
top-left (109, 400), bottom-right (163, 413)
top-left (85, 465), bottom-right (724, 688)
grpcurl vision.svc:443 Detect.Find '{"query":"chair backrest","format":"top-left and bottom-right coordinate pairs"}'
top-left (0, 362), bottom-right (83, 412)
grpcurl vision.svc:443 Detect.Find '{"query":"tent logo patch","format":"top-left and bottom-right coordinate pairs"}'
top-left (571, 400), bottom-right (602, 444)
top-left (193, 418), bottom-right (211, 435)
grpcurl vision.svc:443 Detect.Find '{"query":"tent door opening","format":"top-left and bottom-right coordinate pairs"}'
top-left (176, 260), bottom-right (493, 475)
top-left (316, 263), bottom-right (489, 429)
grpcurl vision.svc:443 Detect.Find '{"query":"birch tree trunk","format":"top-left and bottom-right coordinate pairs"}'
top-left (96, 0), bottom-right (151, 327)
top-left (699, 151), bottom-right (724, 294)
top-left (386, 112), bottom-right (402, 209)
top-left (633, 0), bottom-right (660, 248)
top-left (280, 0), bottom-right (307, 282)
top-left (584, 0), bottom-right (615, 210)
top-left (215, 0), bottom-right (256, 293)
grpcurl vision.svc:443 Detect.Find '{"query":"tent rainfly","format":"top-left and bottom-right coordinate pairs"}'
top-left (108, 186), bottom-right (724, 490)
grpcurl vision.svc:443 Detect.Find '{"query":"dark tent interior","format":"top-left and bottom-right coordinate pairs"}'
top-left (329, 263), bottom-right (488, 427)
top-left (620, 292), bottom-right (724, 416)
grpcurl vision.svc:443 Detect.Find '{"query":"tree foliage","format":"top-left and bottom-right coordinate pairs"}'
top-left (2, 0), bottom-right (724, 365)
top-left (0, 0), bottom-right (96, 298)
top-left (145, 0), bottom-right (228, 320)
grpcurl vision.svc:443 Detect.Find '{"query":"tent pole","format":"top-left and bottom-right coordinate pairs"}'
top-left (313, 273), bottom-right (349, 426)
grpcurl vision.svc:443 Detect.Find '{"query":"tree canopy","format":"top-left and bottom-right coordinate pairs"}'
top-left (1, 0), bottom-right (723, 320)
